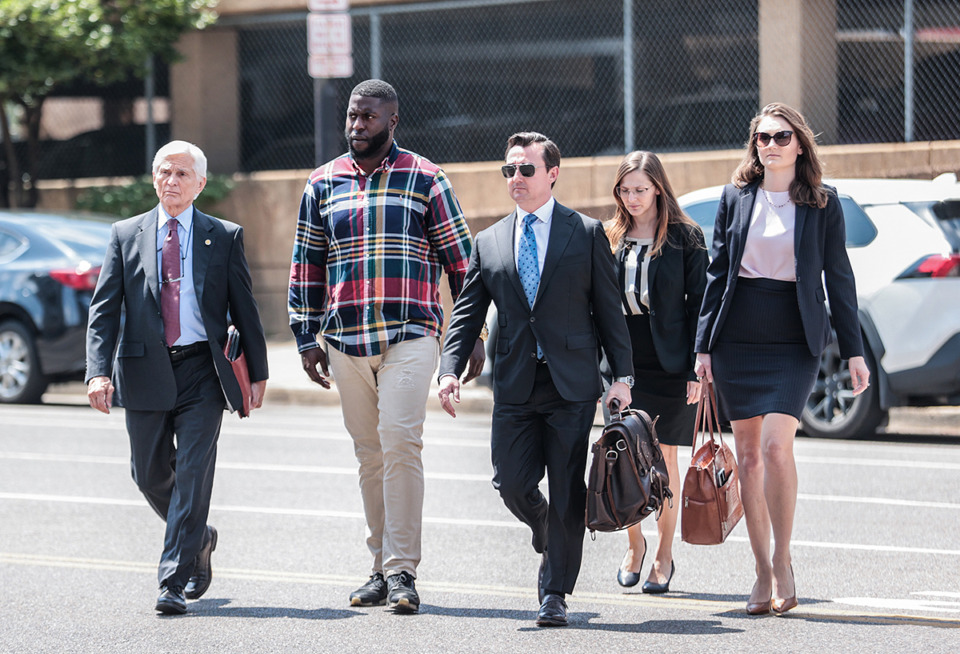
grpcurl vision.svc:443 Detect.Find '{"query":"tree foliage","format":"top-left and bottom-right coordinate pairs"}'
top-left (0, 1), bottom-right (217, 207)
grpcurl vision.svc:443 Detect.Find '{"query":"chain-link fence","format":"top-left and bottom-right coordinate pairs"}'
top-left (9, 0), bottom-right (960, 183)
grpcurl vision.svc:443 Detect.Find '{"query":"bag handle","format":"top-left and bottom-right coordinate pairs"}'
top-left (690, 380), bottom-right (729, 457)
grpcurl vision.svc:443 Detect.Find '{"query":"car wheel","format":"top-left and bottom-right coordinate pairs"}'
top-left (0, 320), bottom-right (48, 404)
top-left (801, 339), bottom-right (885, 439)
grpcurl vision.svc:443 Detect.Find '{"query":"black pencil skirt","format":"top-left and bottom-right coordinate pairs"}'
top-left (710, 276), bottom-right (819, 422)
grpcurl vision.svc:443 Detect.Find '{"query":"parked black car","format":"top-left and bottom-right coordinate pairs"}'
top-left (0, 210), bottom-right (115, 403)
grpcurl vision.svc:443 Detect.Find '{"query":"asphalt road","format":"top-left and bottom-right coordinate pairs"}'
top-left (2, 401), bottom-right (959, 653)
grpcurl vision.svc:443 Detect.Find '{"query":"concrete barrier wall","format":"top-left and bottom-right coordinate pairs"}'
top-left (37, 141), bottom-right (960, 338)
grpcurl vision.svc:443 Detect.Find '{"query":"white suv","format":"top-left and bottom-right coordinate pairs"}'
top-left (679, 174), bottom-right (960, 439)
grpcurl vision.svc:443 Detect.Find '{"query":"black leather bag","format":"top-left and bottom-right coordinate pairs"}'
top-left (586, 401), bottom-right (673, 533)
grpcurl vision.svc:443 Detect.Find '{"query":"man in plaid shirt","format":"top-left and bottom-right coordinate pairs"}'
top-left (288, 79), bottom-right (483, 614)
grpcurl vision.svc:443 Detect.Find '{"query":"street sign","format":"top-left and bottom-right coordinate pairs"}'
top-left (308, 0), bottom-right (348, 10)
top-left (308, 13), bottom-right (352, 56)
top-left (309, 54), bottom-right (354, 79)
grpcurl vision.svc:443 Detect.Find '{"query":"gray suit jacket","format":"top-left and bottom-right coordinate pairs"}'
top-left (439, 201), bottom-right (633, 404)
top-left (695, 182), bottom-right (863, 359)
top-left (85, 207), bottom-right (268, 412)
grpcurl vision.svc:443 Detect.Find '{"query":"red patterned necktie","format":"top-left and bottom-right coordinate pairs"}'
top-left (161, 218), bottom-right (181, 346)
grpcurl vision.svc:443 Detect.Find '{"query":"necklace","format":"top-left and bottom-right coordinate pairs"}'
top-left (762, 186), bottom-right (791, 209)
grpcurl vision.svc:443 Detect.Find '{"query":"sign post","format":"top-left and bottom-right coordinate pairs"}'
top-left (308, 0), bottom-right (353, 165)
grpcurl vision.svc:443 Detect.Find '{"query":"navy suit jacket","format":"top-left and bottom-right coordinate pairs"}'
top-left (439, 201), bottom-right (633, 404)
top-left (86, 207), bottom-right (268, 412)
top-left (695, 182), bottom-right (863, 360)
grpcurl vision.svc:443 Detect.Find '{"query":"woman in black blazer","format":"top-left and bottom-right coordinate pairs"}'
top-left (603, 151), bottom-right (708, 594)
top-left (694, 103), bottom-right (871, 615)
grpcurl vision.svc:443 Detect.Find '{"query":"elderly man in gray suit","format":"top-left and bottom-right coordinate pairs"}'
top-left (86, 140), bottom-right (269, 615)
top-left (437, 132), bottom-right (634, 627)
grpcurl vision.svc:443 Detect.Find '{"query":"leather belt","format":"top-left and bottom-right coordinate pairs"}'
top-left (168, 341), bottom-right (208, 362)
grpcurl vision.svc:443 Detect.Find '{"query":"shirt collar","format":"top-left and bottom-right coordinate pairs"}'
top-left (515, 196), bottom-right (555, 226)
top-left (349, 140), bottom-right (400, 176)
top-left (157, 204), bottom-right (195, 233)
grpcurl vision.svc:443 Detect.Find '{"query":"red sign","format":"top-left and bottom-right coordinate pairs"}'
top-left (308, 0), bottom-right (348, 10)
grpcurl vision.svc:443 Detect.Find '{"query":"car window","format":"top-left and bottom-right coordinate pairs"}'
top-left (837, 196), bottom-right (877, 248)
top-left (681, 196), bottom-right (877, 249)
top-left (903, 199), bottom-right (960, 252)
top-left (0, 229), bottom-right (27, 262)
top-left (682, 200), bottom-right (718, 248)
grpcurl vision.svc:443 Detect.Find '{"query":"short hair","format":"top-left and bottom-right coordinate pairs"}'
top-left (153, 140), bottom-right (207, 177)
top-left (351, 79), bottom-right (399, 106)
top-left (505, 131), bottom-right (560, 171)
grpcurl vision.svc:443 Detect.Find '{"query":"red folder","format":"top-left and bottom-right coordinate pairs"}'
top-left (224, 325), bottom-right (251, 418)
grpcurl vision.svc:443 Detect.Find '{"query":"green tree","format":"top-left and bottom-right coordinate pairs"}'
top-left (0, 0), bottom-right (217, 208)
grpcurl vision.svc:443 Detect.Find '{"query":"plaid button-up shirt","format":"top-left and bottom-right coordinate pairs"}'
top-left (288, 142), bottom-right (473, 357)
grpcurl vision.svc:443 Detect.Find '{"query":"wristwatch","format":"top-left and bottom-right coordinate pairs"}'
top-left (614, 375), bottom-right (634, 388)
top-left (479, 324), bottom-right (489, 342)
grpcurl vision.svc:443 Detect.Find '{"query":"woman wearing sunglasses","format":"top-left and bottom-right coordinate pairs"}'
top-left (694, 103), bottom-right (870, 615)
top-left (602, 151), bottom-right (708, 594)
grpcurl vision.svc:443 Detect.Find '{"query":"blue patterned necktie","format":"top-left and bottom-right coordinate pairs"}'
top-left (518, 212), bottom-right (543, 358)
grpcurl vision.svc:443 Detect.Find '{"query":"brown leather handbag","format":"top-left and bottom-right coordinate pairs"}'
top-left (680, 382), bottom-right (743, 545)
top-left (586, 400), bottom-right (673, 534)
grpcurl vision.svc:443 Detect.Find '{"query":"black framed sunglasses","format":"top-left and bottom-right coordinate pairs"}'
top-left (754, 130), bottom-right (794, 147)
top-left (501, 163), bottom-right (539, 178)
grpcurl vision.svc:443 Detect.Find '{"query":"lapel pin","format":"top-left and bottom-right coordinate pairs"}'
top-left (204, 239), bottom-right (211, 246)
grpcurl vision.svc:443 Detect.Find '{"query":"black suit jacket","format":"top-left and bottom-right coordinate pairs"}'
top-left (603, 222), bottom-right (708, 381)
top-left (86, 207), bottom-right (268, 412)
top-left (695, 182), bottom-right (863, 359)
top-left (439, 201), bottom-right (633, 404)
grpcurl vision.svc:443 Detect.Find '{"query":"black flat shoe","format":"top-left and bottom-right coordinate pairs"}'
top-left (536, 593), bottom-right (568, 627)
top-left (642, 561), bottom-right (675, 594)
top-left (616, 535), bottom-right (646, 588)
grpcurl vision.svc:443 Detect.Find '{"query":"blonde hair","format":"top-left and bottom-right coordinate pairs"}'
top-left (605, 151), bottom-right (701, 257)
top-left (732, 102), bottom-right (827, 209)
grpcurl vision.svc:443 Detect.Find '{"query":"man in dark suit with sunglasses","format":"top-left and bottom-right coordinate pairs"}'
top-left (85, 140), bottom-right (269, 615)
top-left (437, 131), bottom-right (633, 627)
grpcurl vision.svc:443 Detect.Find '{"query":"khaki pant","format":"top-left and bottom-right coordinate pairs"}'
top-left (327, 336), bottom-right (440, 578)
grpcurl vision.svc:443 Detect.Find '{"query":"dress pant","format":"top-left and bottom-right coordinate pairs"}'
top-left (124, 350), bottom-right (225, 589)
top-left (491, 361), bottom-right (596, 595)
top-left (326, 336), bottom-right (440, 578)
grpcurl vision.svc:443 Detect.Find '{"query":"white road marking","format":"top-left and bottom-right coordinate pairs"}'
top-left (833, 597), bottom-right (960, 613)
top-left (4, 491), bottom-right (960, 555)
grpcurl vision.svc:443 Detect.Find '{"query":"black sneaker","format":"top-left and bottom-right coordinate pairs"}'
top-left (349, 572), bottom-right (387, 607)
top-left (386, 571), bottom-right (420, 614)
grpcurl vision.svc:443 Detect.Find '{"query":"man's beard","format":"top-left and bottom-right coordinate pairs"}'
top-left (347, 124), bottom-right (391, 160)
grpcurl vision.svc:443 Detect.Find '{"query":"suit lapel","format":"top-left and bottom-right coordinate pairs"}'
top-left (793, 201), bottom-right (808, 264)
top-left (137, 208), bottom-right (161, 312)
top-left (495, 211), bottom-right (530, 307)
top-left (192, 209), bottom-right (215, 304)
top-left (535, 203), bottom-right (576, 305)
top-left (731, 184), bottom-right (759, 273)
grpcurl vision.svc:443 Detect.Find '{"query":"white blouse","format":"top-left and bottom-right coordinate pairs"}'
top-left (739, 189), bottom-right (797, 281)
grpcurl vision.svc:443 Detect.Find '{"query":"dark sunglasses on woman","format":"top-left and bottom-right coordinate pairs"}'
top-left (754, 130), bottom-right (794, 147)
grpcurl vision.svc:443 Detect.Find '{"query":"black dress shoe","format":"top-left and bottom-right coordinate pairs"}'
top-left (616, 535), bottom-right (646, 588)
top-left (642, 561), bottom-right (675, 594)
top-left (386, 572), bottom-right (420, 614)
top-left (349, 572), bottom-right (388, 607)
top-left (155, 585), bottom-right (187, 615)
top-left (536, 593), bottom-right (568, 627)
top-left (185, 525), bottom-right (218, 600)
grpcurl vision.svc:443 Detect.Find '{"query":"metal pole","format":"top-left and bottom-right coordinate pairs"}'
top-left (903, 0), bottom-right (915, 142)
top-left (623, 0), bottom-right (634, 152)
top-left (370, 11), bottom-right (382, 79)
top-left (315, 78), bottom-right (327, 167)
top-left (145, 55), bottom-right (156, 174)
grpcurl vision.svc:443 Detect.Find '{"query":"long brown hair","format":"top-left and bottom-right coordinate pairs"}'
top-left (732, 102), bottom-right (828, 209)
top-left (606, 151), bottom-right (701, 257)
